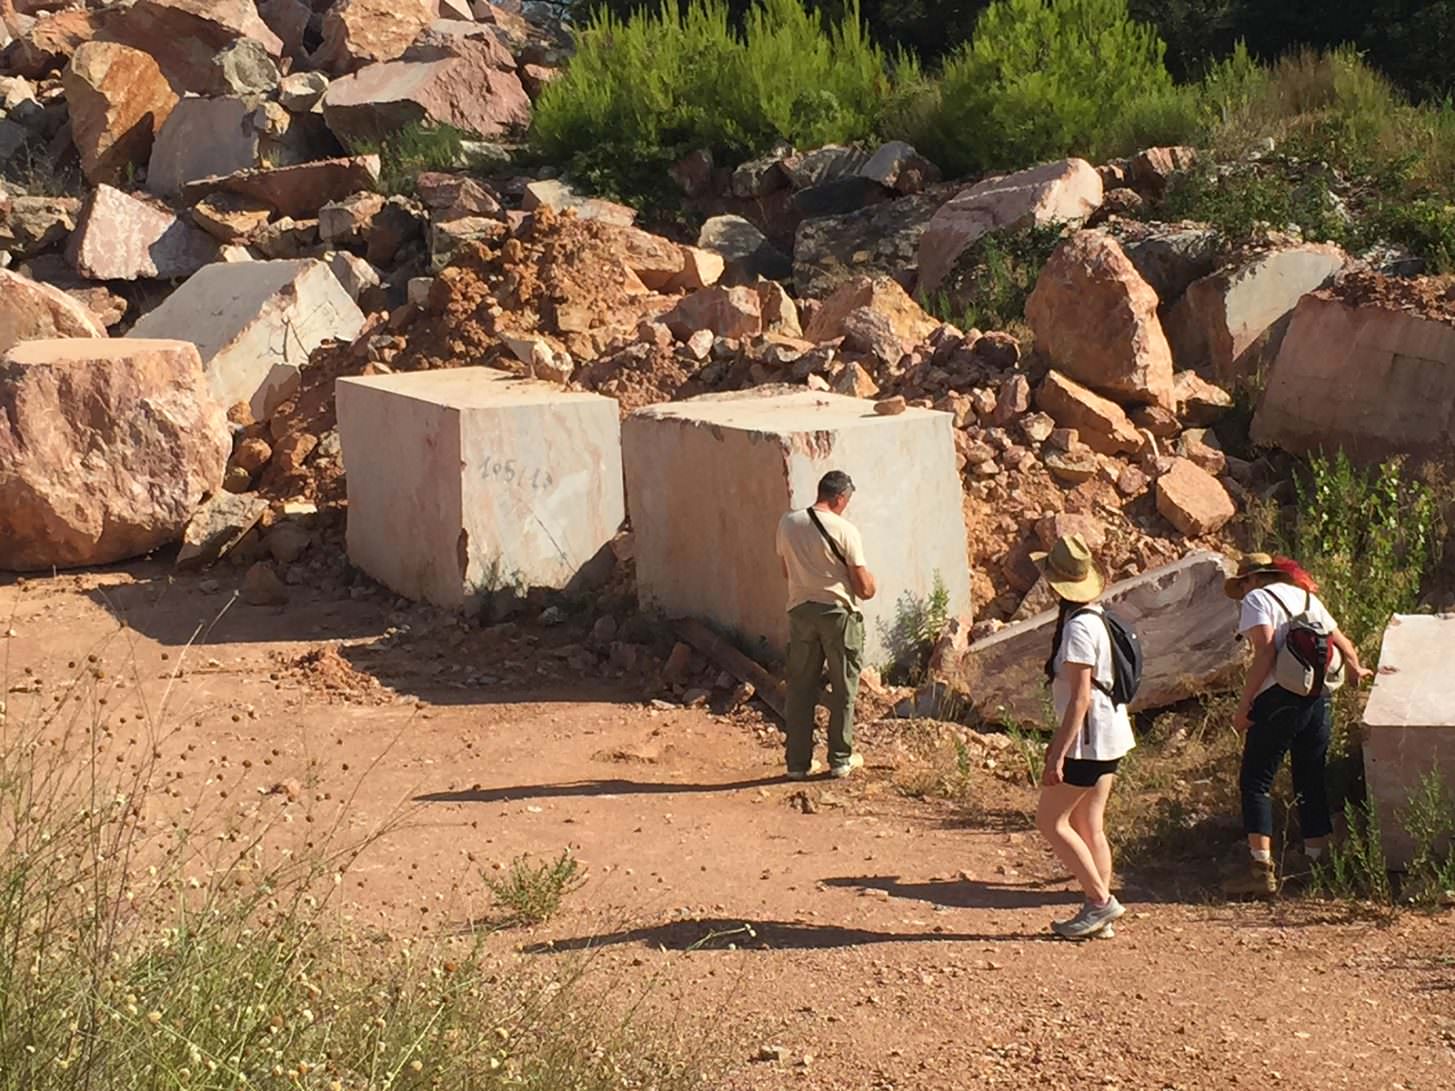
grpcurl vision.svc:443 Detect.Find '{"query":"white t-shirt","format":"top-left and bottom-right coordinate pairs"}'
top-left (1052, 606), bottom-right (1136, 761)
top-left (1239, 584), bottom-right (1338, 696)
top-left (776, 508), bottom-right (868, 611)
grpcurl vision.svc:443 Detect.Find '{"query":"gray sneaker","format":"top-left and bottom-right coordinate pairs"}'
top-left (1051, 896), bottom-right (1125, 939)
top-left (828, 754), bottom-right (864, 780)
top-left (786, 759), bottom-right (824, 781)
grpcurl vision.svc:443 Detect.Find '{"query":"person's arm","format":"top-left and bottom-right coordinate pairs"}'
top-left (1234, 624), bottom-right (1276, 733)
top-left (1044, 663), bottom-right (1092, 786)
top-left (842, 524), bottom-right (876, 600)
top-left (1331, 628), bottom-right (1373, 685)
top-left (850, 565), bottom-right (877, 600)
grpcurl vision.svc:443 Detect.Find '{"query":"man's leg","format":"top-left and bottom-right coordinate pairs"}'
top-left (784, 606), bottom-right (825, 775)
top-left (821, 608), bottom-right (864, 771)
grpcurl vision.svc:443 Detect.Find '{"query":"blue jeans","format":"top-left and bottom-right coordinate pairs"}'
top-left (1239, 686), bottom-right (1334, 840)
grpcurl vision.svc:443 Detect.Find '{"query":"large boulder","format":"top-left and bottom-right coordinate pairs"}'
top-left (147, 97), bottom-right (262, 198)
top-left (1156, 457), bottom-right (1236, 537)
top-left (793, 187), bottom-right (950, 299)
top-left (1252, 276), bottom-right (1455, 463)
top-left (0, 195), bottom-right (79, 257)
top-left (917, 158), bottom-right (1102, 294)
top-left (62, 41), bottom-right (178, 186)
top-left (322, 30), bottom-right (530, 143)
top-left (1026, 229), bottom-right (1175, 410)
top-left (698, 214), bottom-right (790, 285)
top-left (0, 8), bottom-right (99, 79)
top-left (0, 268), bottom-right (107, 354)
top-left (67, 184), bottom-right (219, 281)
top-left (804, 274), bottom-right (937, 348)
top-left (100, 0), bottom-right (284, 94)
top-left (181, 156), bottom-right (381, 220)
top-left (0, 338), bottom-right (229, 571)
top-left (1166, 242), bottom-right (1346, 384)
top-left (1035, 370), bottom-right (1143, 456)
top-left (315, 0), bottom-right (440, 76)
top-left (1105, 219), bottom-right (1222, 308)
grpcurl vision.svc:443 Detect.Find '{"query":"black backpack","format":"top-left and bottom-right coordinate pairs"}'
top-left (1070, 607), bottom-right (1144, 708)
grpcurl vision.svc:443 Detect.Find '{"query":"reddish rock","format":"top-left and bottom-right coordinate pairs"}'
top-left (612, 225), bottom-right (686, 291)
top-left (1130, 403), bottom-right (1180, 439)
top-left (0, 268), bottom-right (107, 354)
top-left (0, 196), bottom-right (79, 257)
top-left (1130, 145), bottom-right (1197, 197)
top-left (68, 185), bottom-right (219, 281)
top-left (804, 274), bottom-right (937, 347)
top-left (1027, 229), bottom-right (1175, 410)
top-left (0, 338), bottom-right (229, 570)
top-left (1035, 512), bottom-right (1106, 552)
top-left (1178, 428), bottom-right (1227, 475)
top-left (147, 97), bottom-right (260, 199)
top-left (520, 63), bottom-right (558, 99)
top-left (1155, 457), bottom-right (1235, 537)
top-left (1036, 371), bottom-right (1143, 456)
top-left (521, 179), bottom-right (635, 226)
top-left (0, 8), bottom-right (98, 79)
top-left (102, 0), bottom-right (283, 93)
top-left (1173, 370), bottom-right (1233, 426)
top-left (62, 41), bottom-right (178, 186)
top-left (831, 361), bottom-right (879, 399)
top-left (756, 280), bottom-right (801, 338)
top-left (315, 0), bottom-right (440, 75)
top-left (190, 192), bottom-right (273, 243)
top-left (661, 285), bottom-right (761, 341)
top-left (182, 156), bottom-right (382, 220)
top-left (669, 246), bottom-right (725, 292)
top-left (841, 307), bottom-right (904, 367)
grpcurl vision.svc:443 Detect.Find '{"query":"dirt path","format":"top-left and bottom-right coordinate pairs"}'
top-left (3, 567), bottom-right (1452, 1091)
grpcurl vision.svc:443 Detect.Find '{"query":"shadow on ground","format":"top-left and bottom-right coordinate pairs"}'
top-left (416, 776), bottom-right (790, 804)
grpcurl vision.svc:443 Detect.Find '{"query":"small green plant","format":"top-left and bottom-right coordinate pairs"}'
top-left (924, 221), bottom-right (1067, 331)
top-left (878, 572), bottom-right (951, 684)
top-left (1004, 722), bottom-right (1047, 788)
top-left (483, 850), bottom-right (586, 926)
top-left (347, 122), bottom-right (469, 195)
top-left (1399, 771), bottom-right (1455, 905)
top-left (1311, 799), bottom-right (1392, 905)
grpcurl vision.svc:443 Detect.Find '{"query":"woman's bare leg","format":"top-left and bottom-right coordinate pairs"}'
top-left (1070, 774), bottom-right (1117, 893)
top-left (1037, 783), bottom-right (1110, 904)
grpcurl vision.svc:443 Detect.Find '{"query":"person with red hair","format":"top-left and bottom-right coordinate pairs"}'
top-left (1221, 553), bottom-right (1372, 896)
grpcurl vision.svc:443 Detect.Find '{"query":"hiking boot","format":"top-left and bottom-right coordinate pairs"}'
top-left (1051, 896), bottom-right (1125, 939)
top-left (786, 759), bottom-right (824, 781)
top-left (829, 753), bottom-right (865, 780)
top-left (1222, 857), bottom-right (1278, 898)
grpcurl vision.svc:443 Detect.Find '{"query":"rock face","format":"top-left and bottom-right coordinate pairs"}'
top-left (68, 184), bottom-right (219, 280)
top-left (793, 188), bottom-right (948, 299)
top-left (1155, 457), bottom-right (1236, 536)
top-left (1252, 286), bottom-right (1455, 463)
top-left (128, 259), bottom-right (365, 419)
top-left (181, 156), bottom-right (381, 220)
top-left (0, 196), bottom-right (80, 257)
top-left (322, 31), bottom-right (530, 142)
top-left (316, 0), bottom-right (440, 75)
top-left (957, 552), bottom-right (1238, 722)
top-left (1027, 229), bottom-right (1175, 410)
top-left (102, 0), bottom-right (284, 93)
top-left (0, 268), bottom-right (107, 354)
top-left (804, 274), bottom-right (937, 349)
top-left (147, 97), bottom-right (261, 198)
top-left (917, 158), bottom-right (1102, 293)
top-left (1166, 242), bottom-right (1346, 383)
top-left (0, 338), bottom-right (229, 571)
top-left (62, 41), bottom-right (178, 185)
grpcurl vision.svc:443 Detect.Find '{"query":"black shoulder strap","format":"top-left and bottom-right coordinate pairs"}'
top-left (807, 508), bottom-right (850, 570)
top-left (1066, 606), bottom-right (1115, 697)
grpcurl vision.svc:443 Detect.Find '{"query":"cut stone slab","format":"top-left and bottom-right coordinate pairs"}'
top-left (175, 490), bottom-right (268, 569)
top-left (1166, 243), bottom-right (1346, 384)
top-left (957, 551), bottom-right (1238, 723)
top-left (147, 97), bottom-right (261, 199)
top-left (62, 40), bottom-right (178, 186)
top-left (1362, 613), bottom-right (1455, 869)
top-left (182, 156), bottom-right (382, 221)
top-left (68, 184), bottom-right (220, 281)
top-left (0, 267), bottom-right (106, 354)
top-left (917, 158), bottom-right (1102, 294)
top-left (698, 214), bottom-right (790, 284)
top-left (0, 338), bottom-right (229, 571)
top-left (1252, 289), bottom-right (1455, 464)
top-left (128, 259), bottom-right (365, 420)
top-left (622, 389), bottom-right (972, 667)
top-left (336, 367), bottom-right (626, 607)
top-left (1156, 457), bottom-right (1236, 537)
top-left (1027, 229), bottom-right (1175, 410)
top-left (100, 0), bottom-right (284, 94)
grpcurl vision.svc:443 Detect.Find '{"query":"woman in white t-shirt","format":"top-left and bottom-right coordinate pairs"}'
top-left (1032, 534), bottom-right (1136, 940)
top-left (1221, 553), bottom-right (1372, 897)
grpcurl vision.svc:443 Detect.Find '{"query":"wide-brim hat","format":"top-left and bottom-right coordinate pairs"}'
top-left (1223, 552), bottom-right (1283, 598)
top-left (1030, 533), bottom-right (1105, 604)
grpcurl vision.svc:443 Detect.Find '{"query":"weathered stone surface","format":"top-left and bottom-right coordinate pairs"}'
top-left (129, 259), bottom-right (365, 419)
top-left (67, 185), bottom-right (219, 281)
top-left (102, 0), bottom-right (284, 94)
top-left (147, 97), bottom-right (261, 199)
top-left (430, 214), bottom-right (506, 272)
top-left (661, 285), bottom-right (761, 341)
top-left (414, 171), bottom-right (500, 217)
top-left (207, 38), bottom-right (281, 98)
top-left (520, 179), bottom-right (634, 226)
top-left (783, 144), bottom-right (869, 189)
top-left (175, 490), bottom-right (268, 569)
top-left (258, 0), bottom-right (311, 63)
top-left (1252, 289), bottom-right (1455, 463)
top-left (337, 367), bottom-right (625, 606)
top-left (315, 0), bottom-right (440, 75)
top-left (324, 250), bottom-right (380, 300)
top-left (804, 274), bottom-right (937, 347)
top-left (918, 158), bottom-right (1102, 293)
top-left (277, 70), bottom-right (330, 112)
top-left (0, 195), bottom-right (78, 256)
top-left (182, 156), bottom-right (382, 220)
top-left (0, 268), bottom-right (106, 354)
top-left (1110, 221), bottom-right (1222, 307)
top-left (0, 338), bottom-right (228, 571)
top-left (62, 41), bottom-right (178, 186)
top-left (1363, 613), bottom-right (1455, 869)
top-left (859, 140), bottom-right (939, 195)
top-left (1036, 370), bottom-right (1142, 456)
top-left (0, 8), bottom-right (98, 79)
top-left (190, 192), bottom-right (272, 242)
top-left (613, 225), bottom-right (685, 291)
top-left (318, 191), bottom-right (386, 246)
top-left (1174, 370), bottom-right (1232, 426)
top-left (1166, 243), bottom-right (1346, 383)
top-left (790, 176), bottom-right (886, 220)
top-left (1156, 457), bottom-right (1235, 537)
top-left (959, 552), bottom-right (1237, 722)
top-left (623, 389), bottom-right (972, 666)
top-left (669, 245), bottom-right (725, 292)
top-left (322, 32), bottom-right (530, 143)
top-left (755, 279), bottom-right (801, 338)
top-left (793, 187), bottom-right (947, 299)
top-left (1027, 229), bottom-right (1175, 410)
top-left (730, 154), bottom-right (787, 199)
top-left (698, 214), bottom-right (790, 284)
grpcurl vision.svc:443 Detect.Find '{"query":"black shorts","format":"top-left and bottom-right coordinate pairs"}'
top-left (1063, 757), bottom-right (1122, 787)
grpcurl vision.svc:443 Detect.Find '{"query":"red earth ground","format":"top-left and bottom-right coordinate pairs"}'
top-left (2, 564), bottom-right (1452, 1091)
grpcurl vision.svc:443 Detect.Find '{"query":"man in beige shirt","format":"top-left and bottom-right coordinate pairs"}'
top-left (775, 470), bottom-right (877, 780)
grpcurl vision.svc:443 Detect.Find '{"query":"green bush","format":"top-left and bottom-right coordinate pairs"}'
top-left (345, 122), bottom-right (468, 195)
top-left (929, 0), bottom-right (1182, 175)
top-left (1400, 771), bottom-right (1455, 905)
top-left (924, 221), bottom-right (1066, 332)
top-left (483, 850), bottom-right (586, 926)
top-left (531, 0), bottom-right (894, 202)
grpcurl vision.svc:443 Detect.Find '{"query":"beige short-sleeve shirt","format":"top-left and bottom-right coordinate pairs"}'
top-left (776, 508), bottom-right (867, 611)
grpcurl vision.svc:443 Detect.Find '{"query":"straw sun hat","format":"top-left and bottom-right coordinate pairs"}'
top-left (1030, 533), bottom-right (1105, 604)
top-left (1222, 552), bottom-right (1284, 599)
